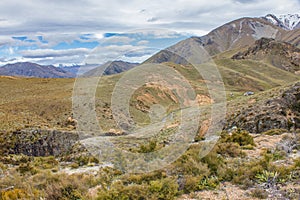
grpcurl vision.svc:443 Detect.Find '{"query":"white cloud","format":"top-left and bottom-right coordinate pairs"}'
top-left (101, 36), bottom-right (134, 44)
top-left (137, 40), bottom-right (149, 45)
top-left (0, 0), bottom-right (299, 65)
top-left (0, 0), bottom-right (298, 36)
top-left (85, 44), bottom-right (154, 64)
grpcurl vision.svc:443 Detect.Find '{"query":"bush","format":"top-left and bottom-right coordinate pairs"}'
top-left (220, 129), bottom-right (255, 147)
top-left (1, 188), bottom-right (29, 200)
top-left (198, 176), bottom-right (219, 190)
top-left (138, 140), bottom-right (157, 153)
top-left (45, 183), bottom-right (82, 200)
top-left (262, 129), bottom-right (287, 136)
top-left (96, 181), bottom-right (148, 200)
top-left (33, 156), bottom-right (58, 169)
top-left (201, 150), bottom-right (223, 175)
top-left (17, 163), bottom-right (37, 175)
top-left (149, 177), bottom-right (179, 199)
top-left (255, 170), bottom-right (279, 184)
top-left (122, 170), bottom-right (166, 185)
top-left (170, 144), bottom-right (210, 177)
top-left (215, 142), bottom-right (245, 157)
top-left (182, 175), bottom-right (204, 193)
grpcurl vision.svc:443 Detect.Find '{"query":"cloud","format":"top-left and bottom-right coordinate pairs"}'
top-left (85, 44), bottom-right (155, 64)
top-left (137, 40), bottom-right (149, 45)
top-left (20, 48), bottom-right (91, 58)
top-left (0, 0), bottom-right (298, 37)
top-left (101, 36), bottom-right (134, 44)
top-left (147, 17), bottom-right (159, 22)
top-left (0, 0), bottom-right (299, 65)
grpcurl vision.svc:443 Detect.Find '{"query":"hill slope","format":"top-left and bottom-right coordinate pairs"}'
top-left (232, 37), bottom-right (300, 73)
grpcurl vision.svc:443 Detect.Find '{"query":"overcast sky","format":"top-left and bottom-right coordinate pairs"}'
top-left (0, 0), bottom-right (299, 66)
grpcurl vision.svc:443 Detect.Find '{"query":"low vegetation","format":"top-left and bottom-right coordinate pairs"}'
top-left (0, 62), bottom-right (299, 199)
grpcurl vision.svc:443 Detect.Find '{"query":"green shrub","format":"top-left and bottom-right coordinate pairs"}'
top-left (138, 140), bottom-right (157, 153)
top-left (220, 129), bottom-right (255, 147)
top-left (262, 129), bottom-right (287, 136)
top-left (33, 156), bottom-right (58, 169)
top-left (198, 176), bottom-right (219, 190)
top-left (170, 144), bottom-right (210, 177)
top-left (97, 181), bottom-right (148, 200)
top-left (1, 188), bottom-right (29, 200)
top-left (255, 170), bottom-right (279, 184)
top-left (61, 185), bottom-right (83, 200)
top-left (215, 142), bottom-right (245, 157)
top-left (17, 163), bottom-right (37, 175)
top-left (122, 170), bottom-right (166, 185)
top-left (231, 159), bottom-right (266, 188)
top-left (182, 175), bottom-right (204, 193)
top-left (149, 177), bottom-right (179, 199)
top-left (201, 150), bottom-right (223, 175)
top-left (45, 183), bottom-right (82, 200)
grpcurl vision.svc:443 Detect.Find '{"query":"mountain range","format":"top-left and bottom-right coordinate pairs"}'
top-left (0, 62), bottom-right (75, 78)
top-left (0, 14), bottom-right (299, 78)
top-left (0, 61), bottom-right (139, 78)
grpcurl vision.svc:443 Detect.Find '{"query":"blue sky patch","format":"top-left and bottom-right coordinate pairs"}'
top-left (12, 36), bottom-right (27, 41)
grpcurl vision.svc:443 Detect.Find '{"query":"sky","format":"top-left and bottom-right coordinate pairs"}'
top-left (0, 0), bottom-right (299, 66)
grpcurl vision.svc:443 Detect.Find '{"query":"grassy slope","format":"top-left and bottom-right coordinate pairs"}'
top-left (1, 50), bottom-right (299, 132)
top-left (0, 77), bottom-right (74, 131)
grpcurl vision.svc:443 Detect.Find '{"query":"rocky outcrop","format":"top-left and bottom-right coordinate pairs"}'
top-left (225, 82), bottom-right (300, 133)
top-left (232, 38), bottom-right (300, 73)
top-left (1, 129), bottom-right (79, 156)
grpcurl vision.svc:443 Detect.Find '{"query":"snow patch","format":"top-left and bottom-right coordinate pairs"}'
top-left (263, 14), bottom-right (300, 30)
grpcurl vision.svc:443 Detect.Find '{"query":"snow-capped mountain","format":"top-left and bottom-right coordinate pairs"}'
top-left (263, 14), bottom-right (300, 30)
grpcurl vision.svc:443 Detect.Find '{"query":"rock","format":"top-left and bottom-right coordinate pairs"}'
top-left (225, 82), bottom-right (300, 133)
top-left (105, 129), bottom-right (126, 136)
top-left (1, 129), bottom-right (79, 156)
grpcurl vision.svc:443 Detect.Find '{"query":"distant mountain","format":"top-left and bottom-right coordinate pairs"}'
top-left (60, 65), bottom-right (80, 75)
top-left (232, 37), bottom-right (300, 73)
top-left (262, 14), bottom-right (300, 30)
top-left (59, 64), bottom-right (99, 75)
top-left (83, 60), bottom-right (139, 77)
top-left (0, 62), bottom-right (75, 78)
top-left (146, 17), bottom-right (286, 64)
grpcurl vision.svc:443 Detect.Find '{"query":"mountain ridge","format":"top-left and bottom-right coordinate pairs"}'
top-left (0, 62), bottom-right (75, 78)
top-left (82, 60), bottom-right (139, 77)
top-left (262, 14), bottom-right (300, 30)
top-left (146, 17), bottom-right (287, 64)
top-left (146, 14), bottom-right (300, 66)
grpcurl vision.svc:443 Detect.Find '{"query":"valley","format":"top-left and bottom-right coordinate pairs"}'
top-left (0, 13), bottom-right (300, 200)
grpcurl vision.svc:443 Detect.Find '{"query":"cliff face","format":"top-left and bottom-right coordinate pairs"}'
top-left (225, 82), bottom-right (300, 133)
top-left (0, 129), bottom-right (79, 156)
